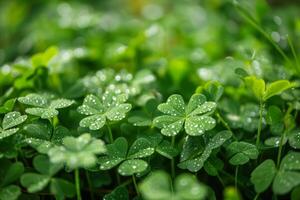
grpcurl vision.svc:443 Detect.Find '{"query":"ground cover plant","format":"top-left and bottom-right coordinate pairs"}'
top-left (1, 0), bottom-right (300, 199)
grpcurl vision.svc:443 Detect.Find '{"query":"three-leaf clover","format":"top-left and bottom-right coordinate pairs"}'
top-left (226, 141), bottom-right (259, 165)
top-left (0, 159), bottom-right (24, 200)
top-left (251, 152), bottom-right (300, 195)
top-left (18, 94), bottom-right (74, 119)
top-left (153, 94), bottom-right (216, 136)
top-left (139, 171), bottom-right (207, 200)
top-left (178, 130), bottom-right (232, 172)
top-left (0, 112), bottom-right (27, 140)
top-left (48, 133), bottom-right (106, 169)
top-left (99, 137), bottom-right (155, 176)
top-left (77, 91), bottom-right (132, 130)
top-left (21, 155), bottom-right (75, 200)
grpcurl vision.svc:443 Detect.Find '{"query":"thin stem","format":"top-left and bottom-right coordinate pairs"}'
top-left (75, 169), bottom-right (81, 200)
top-left (132, 175), bottom-right (139, 197)
top-left (276, 130), bottom-right (287, 167)
top-left (106, 124), bottom-right (114, 143)
top-left (256, 102), bottom-right (264, 148)
top-left (85, 170), bottom-right (95, 200)
top-left (217, 174), bottom-right (225, 188)
top-left (216, 111), bottom-right (236, 140)
top-left (235, 166), bottom-right (239, 192)
top-left (253, 193), bottom-right (259, 200)
top-left (287, 35), bottom-right (300, 73)
top-left (171, 136), bottom-right (175, 179)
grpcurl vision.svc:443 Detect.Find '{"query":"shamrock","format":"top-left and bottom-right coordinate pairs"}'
top-left (18, 94), bottom-right (74, 119)
top-left (48, 133), bottom-right (106, 169)
top-left (99, 137), bottom-right (155, 176)
top-left (153, 94), bottom-right (217, 137)
top-left (139, 171), bottom-right (207, 200)
top-left (21, 155), bottom-right (75, 200)
top-left (23, 121), bottom-right (72, 153)
top-left (77, 91), bottom-right (132, 130)
top-left (0, 111), bottom-right (27, 140)
top-left (178, 130), bottom-right (232, 172)
top-left (0, 159), bottom-right (24, 200)
top-left (226, 141), bottom-right (259, 165)
top-left (251, 152), bottom-right (300, 195)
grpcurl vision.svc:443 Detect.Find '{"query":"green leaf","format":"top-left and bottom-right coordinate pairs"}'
top-left (227, 142), bottom-right (258, 165)
top-left (0, 128), bottom-right (19, 140)
top-left (154, 94), bottom-right (217, 137)
top-left (127, 138), bottom-right (155, 159)
top-left (118, 159), bottom-right (148, 176)
top-left (280, 152), bottom-right (300, 171)
top-left (2, 111), bottom-right (27, 130)
top-left (288, 130), bottom-right (300, 149)
top-left (48, 133), bottom-right (106, 169)
top-left (175, 174), bottom-right (207, 200)
top-left (31, 46), bottom-right (58, 68)
top-left (265, 137), bottom-right (287, 147)
top-left (196, 81), bottom-right (224, 102)
top-left (0, 99), bottom-right (16, 114)
top-left (33, 155), bottom-right (62, 176)
top-left (50, 178), bottom-right (76, 199)
top-left (103, 186), bottom-right (129, 200)
top-left (264, 80), bottom-right (295, 101)
top-left (49, 99), bottom-right (74, 109)
top-left (251, 159), bottom-right (276, 193)
top-left (178, 131), bottom-right (232, 172)
top-left (244, 76), bottom-right (265, 101)
top-left (0, 185), bottom-right (21, 200)
top-left (78, 92), bottom-right (132, 130)
top-left (21, 173), bottom-right (51, 193)
top-left (18, 94), bottom-right (48, 107)
top-left (1, 161), bottom-right (24, 186)
top-left (272, 171), bottom-right (300, 195)
top-left (156, 140), bottom-right (179, 159)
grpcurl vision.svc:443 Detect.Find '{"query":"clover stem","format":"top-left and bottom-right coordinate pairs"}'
top-left (171, 136), bottom-right (175, 179)
top-left (216, 111), bottom-right (236, 140)
top-left (256, 101), bottom-right (264, 148)
top-left (253, 193), bottom-right (259, 200)
top-left (85, 170), bottom-right (95, 200)
top-left (106, 124), bottom-right (114, 143)
top-left (132, 175), bottom-right (139, 196)
top-left (235, 166), bottom-right (239, 191)
top-left (276, 130), bottom-right (287, 167)
top-left (75, 169), bottom-right (81, 200)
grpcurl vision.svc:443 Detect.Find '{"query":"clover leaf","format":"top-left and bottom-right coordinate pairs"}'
top-left (18, 94), bottom-right (74, 119)
top-left (21, 155), bottom-right (76, 200)
top-left (99, 137), bottom-right (154, 176)
top-left (178, 130), bottom-right (232, 172)
top-left (265, 129), bottom-right (300, 149)
top-left (0, 159), bottom-right (24, 200)
top-left (0, 112), bottom-right (27, 140)
top-left (153, 94), bottom-right (216, 136)
top-left (139, 171), bottom-right (207, 200)
top-left (251, 152), bottom-right (300, 195)
top-left (77, 91), bottom-right (132, 130)
top-left (48, 133), bottom-right (106, 169)
top-left (103, 186), bottom-right (129, 200)
top-left (226, 141), bottom-right (259, 165)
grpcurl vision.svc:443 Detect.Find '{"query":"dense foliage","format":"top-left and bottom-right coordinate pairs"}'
top-left (1, 0), bottom-right (300, 199)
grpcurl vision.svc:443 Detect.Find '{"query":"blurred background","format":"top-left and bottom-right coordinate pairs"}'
top-left (0, 0), bottom-right (300, 96)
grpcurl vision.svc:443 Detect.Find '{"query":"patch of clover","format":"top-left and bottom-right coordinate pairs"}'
top-left (48, 133), bottom-right (106, 170)
top-left (77, 91), bottom-right (132, 130)
top-left (18, 94), bottom-right (74, 119)
top-left (153, 94), bottom-right (217, 136)
top-left (98, 137), bottom-right (155, 176)
top-left (0, 112), bottom-right (27, 140)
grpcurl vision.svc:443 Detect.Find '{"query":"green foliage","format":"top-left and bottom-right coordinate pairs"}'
top-left (153, 94), bottom-right (216, 136)
top-left (139, 171), bottom-right (207, 200)
top-left (0, 112), bottom-right (27, 140)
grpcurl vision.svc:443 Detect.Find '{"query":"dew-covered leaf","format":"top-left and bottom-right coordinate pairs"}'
top-left (185, 116), bottom-right (216, 136)
top-left (127, 138), bottom-right (155, 159)
top-left (106, 104), bottom-right (132, 121)
top-left (18, 94), bottom-right (48, 107)
top-left (227, 141), bottom-right (258, 165)
top-left (2, 112), bottom-right (27, 130)
top-left (280, 152), bottom-right (300, 171)
top-left (288, 130), bottom-right (300, 149)
top-left (79, 114), bottom-right (106, 130)
top-left (265, 137), bottom-right (287, 147)
top-left (251, 159), bottom-right (276, 193)
top-left (186, 94), bottom-right (206, 114)
top-left (272, 171), bottom-right (300, 195)
top-left (157, 94), bottom-right (185, 116)
top-left (50, 99), bottom-right (74, 109)
top-left (118, 159), bottom-right (148, 176)
top-left (0, 128), bottom-right (19, 140)
top-left (153, 116), bottom-right (184, 136)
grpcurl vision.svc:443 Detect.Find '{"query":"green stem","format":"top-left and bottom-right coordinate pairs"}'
top-left (253, 193), bottom-right (259, 200)
top-left (256, 102), bottom-right (264, 148)
top-left (276, 130), bottom-right (287, 167)
top-left (75, 169), bottom-right (81, 200)
top-left (217, 174), bottom-right (225, 188)
top-left (287, 35), bottom-right (300, 73)
top-left (216, 111), bottom-right (236, 140)
top-left (106, 123), bottom-right (114, 143)
top-left (171, 136), bottom-right (175, 179)
top-left (85, 170), bottom-right (95, 200)
top-left (235, 166), bottom-right (239, 192)
top-left (132, 175), bottom-right (139, 196)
